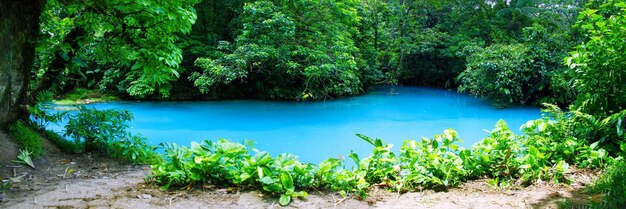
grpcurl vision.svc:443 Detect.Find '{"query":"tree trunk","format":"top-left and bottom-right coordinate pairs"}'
top-left (0, 0), bottom-right (43, 129)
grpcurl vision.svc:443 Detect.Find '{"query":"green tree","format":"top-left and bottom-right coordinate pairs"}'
top-left (191, 0), bottom-right (362, 100)
top-left (35, 0), bottom-right (201, 98)
top-left (566, 0), bottom-right (626, 117)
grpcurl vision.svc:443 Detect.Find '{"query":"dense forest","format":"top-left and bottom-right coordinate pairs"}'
top-left (24, 0), bottom-right (587, 105)
top-left (2, 0), bottom-right (626, 208)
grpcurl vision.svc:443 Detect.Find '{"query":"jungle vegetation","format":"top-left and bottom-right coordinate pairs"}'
top-left (2, 0), bottom-right (626, 208)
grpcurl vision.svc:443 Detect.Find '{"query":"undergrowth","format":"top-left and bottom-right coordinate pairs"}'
top-left (585, 159), bottom-right (626, 209)
top-left (149, 104), bottom-right (624, 206)
top-left (30, 98), bottom-right (626, 206)
top-left (8, 121), bottom-right (43, 158)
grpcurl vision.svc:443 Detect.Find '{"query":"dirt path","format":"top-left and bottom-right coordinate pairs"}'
top-left (1, 161), bottom-right (594, 209)
top-left (1, 132), bottom-right (594, 209)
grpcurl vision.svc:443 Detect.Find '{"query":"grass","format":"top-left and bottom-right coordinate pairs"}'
top-left (52, 88), bottom-right (118, 105)
top-left (557, 159), bottom-right (626, 209)
top-left (8, 121), bottom-right (43, 157)
top-left (585, 159), bottom-right (626, 208)
top-left (43, 130), bottom-right (83, 154)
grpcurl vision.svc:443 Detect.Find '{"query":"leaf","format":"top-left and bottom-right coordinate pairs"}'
top-left (280, 172), bottom-right (294, 190)
top-left (131, 63), bottom-right (143, 71)
top-left (356, 134), bottom-right (383, 147)
top-left (259, 176), bottom-right (276, 185)
top-left (581, 24), bottom-right (594, 30)
top-left (257, 166), bottom-right (264, 179)
top-left (279, 194), bottom-right (291, 206)
top-left (292, 191), bottom-right (308, 198)
top-left (194, 156), bottom-right (203, 164)
top-left (348, 151), bottom-right (360, 167)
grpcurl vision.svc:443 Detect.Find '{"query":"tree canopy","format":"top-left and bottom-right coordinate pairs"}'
top-left (2, 0), bottom-right (625, 116)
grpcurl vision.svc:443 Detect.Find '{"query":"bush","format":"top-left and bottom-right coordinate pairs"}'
top-left (566, 0), bottom-right (626, 117)
top-left (458, 23), bottom-right (576, 108)
top-left (108, 134), bottom-right (161, 164)
top-left (457, 44), bottom-right (534, 107)
top-left (63, 107), bottom-right (158, 163)
top-left (151, 119), bottom-right (607, 204)
top-left (64, 106), bottom-right (133, 151)
top-left (8, 122), bottom-right (43, 157)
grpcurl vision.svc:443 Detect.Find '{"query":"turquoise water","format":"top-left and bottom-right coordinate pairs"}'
top-left (54, 86), bottom-right (541, 163)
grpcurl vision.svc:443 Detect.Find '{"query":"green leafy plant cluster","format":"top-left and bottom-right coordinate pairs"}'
top-left (457, 33), bottom-right (575, 108)
top-left (191, 0), bottom-right (363, 100)
top-left (150, 114), bottom-right (611, 205)
top-left (25, 89), bottom-right (158, 163)
top-left (566, 0), bottom-right (626, 118)
top-left (151, 140), bottom-right (314, 206)
top-left (64, 107), bottom-right (133, 152)
top-left (13, 149), bottom-right (35, 169)
top-left (62, 107), bottom-right (159, 164)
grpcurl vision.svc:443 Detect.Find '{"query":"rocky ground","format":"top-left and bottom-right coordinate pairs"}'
top-left (1, 131), bottom-right (595, 209)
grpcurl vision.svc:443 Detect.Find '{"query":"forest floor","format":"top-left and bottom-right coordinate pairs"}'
top-left (0, 131), bottom-right (597, 209)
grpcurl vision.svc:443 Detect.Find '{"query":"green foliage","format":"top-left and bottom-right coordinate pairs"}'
top-left (191, 0), bottom-right (362, 100)
top-left (567, 0), bottom-right (626, 117)
top-left (31, 0), bottom-right (589, 104)
top-left (35, 0), bottom-right (201, 98)
top-left (467, 120), bottom-right (521, 181)
top-left (108, 135), bottom-right (161, 164)
top-left (28, 90), bottom-right (67, 129)
top-left (8, 122), bottom-right (43, 157)
top-left (521, 104), bottom-right (609, 168)
top-left (61, 107), bottom-right (158, 163)
top-left (13, 150), bottom-right (35, 169)
top-left (151, 114), bottom-right (617, 202)
top-left (64, 107), bottom-right (133, 151)
top-left (43, 130), bottom-right (82, 154)
top-left (458, 44), bottom-right (533, 107)
top-left (399, 130), bottom-right (467, 189)
top-left (585, 159), bottom-right (626, 208)
top-left (151, 139), bottom-right (310, 205)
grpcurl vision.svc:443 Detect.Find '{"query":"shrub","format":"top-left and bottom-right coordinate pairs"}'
top-left (64, 106), bottom-right (132, 151)
top-left (467, 120), bottom-right (521, 182)
top-left (457, 44), bottom-right (534, 107)
top-left (28, 90), bottom-right (66, 129)
top-left (566, 0), bottom-right (626, 117)
top-left (399, 129), bottom-right (467, 189)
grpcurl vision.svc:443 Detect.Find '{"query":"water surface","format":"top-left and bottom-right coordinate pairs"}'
top-left (56, 86), bottom-right (541, 163)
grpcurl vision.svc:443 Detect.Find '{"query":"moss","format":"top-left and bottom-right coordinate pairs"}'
top-left (8, 121), bottom-right (43, 157)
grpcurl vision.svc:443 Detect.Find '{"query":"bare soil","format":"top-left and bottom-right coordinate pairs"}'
top-left (1, 131), bottom-right (597, 209)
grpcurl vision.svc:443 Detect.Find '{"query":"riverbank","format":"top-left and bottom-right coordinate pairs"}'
top-left (1, 135), bottom-right (597, 209)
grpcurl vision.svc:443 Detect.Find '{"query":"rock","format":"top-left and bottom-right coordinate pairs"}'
top-left (137, 194), bottom-right (152, 199)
